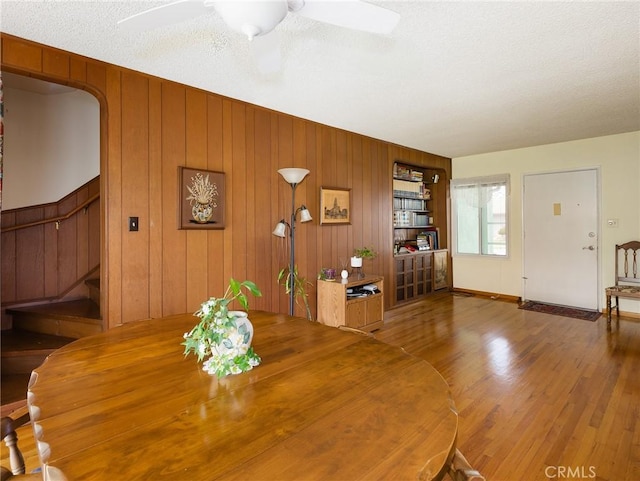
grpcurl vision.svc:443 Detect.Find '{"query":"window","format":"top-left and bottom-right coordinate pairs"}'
top-left (451, 174), bottom-right (509, 257)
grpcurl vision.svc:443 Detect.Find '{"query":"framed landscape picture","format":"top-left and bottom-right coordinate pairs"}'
top-left (320, 187), bottom-right (351, 225)
top-left (433, 249), bottom-right (448, 290)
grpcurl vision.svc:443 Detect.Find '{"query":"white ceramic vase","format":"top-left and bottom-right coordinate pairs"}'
top-left (211, 311), bottom-right (254, 357)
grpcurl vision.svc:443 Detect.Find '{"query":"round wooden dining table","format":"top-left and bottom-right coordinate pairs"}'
top-left (27, 310), bottom-right (458, 480)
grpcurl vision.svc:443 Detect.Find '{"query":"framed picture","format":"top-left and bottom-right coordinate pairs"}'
top-left (178, 167), bottom-right (225, 229)
top-left (320, 187), bottom-right (351, 225)
top-left (433, 250), bottom-right (448, 290)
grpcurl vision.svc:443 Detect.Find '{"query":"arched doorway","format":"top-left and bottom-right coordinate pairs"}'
top-left (1, 71), bottom-right (104, 326)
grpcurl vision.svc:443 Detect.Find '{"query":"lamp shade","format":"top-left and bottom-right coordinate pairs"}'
top-left (272, 220), bottom-right (287, 237)
top-left (278, 168), bottom-right (310, 185)
top-left (299, 206), bottom-right (312, 223)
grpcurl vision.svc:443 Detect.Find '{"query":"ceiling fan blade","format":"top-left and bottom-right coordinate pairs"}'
top-left (251, 30), bottom-right (283, 74)
top-left (293, 0), bottom-right (400, 35)
top-left (117, 0), bottom-right (210, 32)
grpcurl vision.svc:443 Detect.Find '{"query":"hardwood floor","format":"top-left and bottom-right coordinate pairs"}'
top-left (377, 292), bottom-right (639, 481)
top-left (2, 292), bottom-right (638, 480)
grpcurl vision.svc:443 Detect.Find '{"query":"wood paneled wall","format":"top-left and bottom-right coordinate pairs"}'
top-left (1, 177), bottom-right (100, 306)
top-left (1, 34), bottom-right (451, 328)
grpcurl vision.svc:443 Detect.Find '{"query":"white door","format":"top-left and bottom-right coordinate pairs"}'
top-left (523, 169), bottom-right (599, 310)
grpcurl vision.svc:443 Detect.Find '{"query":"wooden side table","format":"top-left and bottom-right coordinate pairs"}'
top-left (317, 275), bottom-right (384, 331)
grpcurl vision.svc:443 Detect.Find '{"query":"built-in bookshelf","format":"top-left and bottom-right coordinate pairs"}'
top-left (393, 162), bottom-right (441, 249)
top-left (392, 161), bottom-right (449, 303)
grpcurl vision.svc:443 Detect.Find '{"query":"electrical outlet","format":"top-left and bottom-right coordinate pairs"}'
top-left (129, 217), bottom-right (139, 231)
top-left (606, 218), bottom-right (618, 228)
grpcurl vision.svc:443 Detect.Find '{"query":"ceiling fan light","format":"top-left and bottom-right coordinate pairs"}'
top-left (242, 24), bottom-right (261, 41)
top-left (213, 0), bottom-right (288, 39)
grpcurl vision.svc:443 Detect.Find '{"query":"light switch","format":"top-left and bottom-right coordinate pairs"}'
top-left (553, 203), bottom-right (561, 216)
top-left (129, 217), bottom-right (139, 232)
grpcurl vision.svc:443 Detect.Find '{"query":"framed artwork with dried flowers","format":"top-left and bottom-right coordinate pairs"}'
top-left (178, 167), bottom-right (225, 229)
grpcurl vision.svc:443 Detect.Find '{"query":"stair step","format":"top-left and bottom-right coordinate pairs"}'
top-left (2, 300), bottom-right (101, 413)
top-left (1, 330), bottom-right (76, 408)
top-left (1, 329), bottom-right (74, 373)
top-left (7, 299), bottom-right (102, 339)
top-left (85, 278), bottom-right (101, 307)
top-left (0, 374), bottom-right (31, 413)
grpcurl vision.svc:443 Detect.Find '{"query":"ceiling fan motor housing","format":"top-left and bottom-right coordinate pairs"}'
top-left (209, 0), bottom-right (289, 40)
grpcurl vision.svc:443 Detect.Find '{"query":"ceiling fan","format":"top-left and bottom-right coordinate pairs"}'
top-left (118, 0), bottom-right (400, 73)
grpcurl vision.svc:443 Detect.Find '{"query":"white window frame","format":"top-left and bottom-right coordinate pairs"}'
top-left (451, 174), bottom-right (510, 258)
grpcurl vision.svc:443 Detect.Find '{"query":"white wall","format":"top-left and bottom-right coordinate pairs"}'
top-left (452, 131), bottom-right (640, 313)
top-left (2, 86), bottom-right (99, 210)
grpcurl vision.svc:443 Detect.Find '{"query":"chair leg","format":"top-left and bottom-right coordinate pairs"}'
top-left (606, 294), bottom-right (611, 327)
top-left (1, 421), bottom-right (26, 475)
top-left (448, 449), bottom-right (485, 481)
top-left (1, 409), bottom-right (30, 477)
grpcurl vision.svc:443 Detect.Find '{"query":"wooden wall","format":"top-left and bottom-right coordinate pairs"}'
top-left (1, 177), bottom-right (100, 306)
top-left (1, 34), bottom-right (451, 328)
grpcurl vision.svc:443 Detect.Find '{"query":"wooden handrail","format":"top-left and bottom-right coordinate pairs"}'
top-left (1, 193), bottom-right (99, 233)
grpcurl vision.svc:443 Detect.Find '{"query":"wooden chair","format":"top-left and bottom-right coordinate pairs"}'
top-left (0, 406), bottom-right (38, 481)
top-left (605, 241), bottom-right (640, 328)
top-left (1, 406), bottom-right (68, 481)
top-left (447, 449), bottom-right (485, 481)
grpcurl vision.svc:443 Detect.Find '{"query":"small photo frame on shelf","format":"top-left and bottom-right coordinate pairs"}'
top-left (178, 167), bottom-right (225, 230)
top-left (320, 187), bottom-right (351, 225)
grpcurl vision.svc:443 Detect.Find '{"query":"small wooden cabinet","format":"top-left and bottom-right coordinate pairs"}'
top-left (395, 250), bottom-right (448, 303)
top-left (317, 275), bottom-right (384, 332)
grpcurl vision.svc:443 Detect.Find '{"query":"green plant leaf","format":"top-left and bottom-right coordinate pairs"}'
top-left (229, 278), bottom-right (241, 298)
top-left (241, 280), bottom-right (262, 297)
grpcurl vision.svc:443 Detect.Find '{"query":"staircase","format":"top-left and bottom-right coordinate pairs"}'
top-left (1, 281), bottom-right (102, 416)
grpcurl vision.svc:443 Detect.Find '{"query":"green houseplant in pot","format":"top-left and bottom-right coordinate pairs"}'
top-left (351, 246), bottom-right (377, 277)
top-left (182, 278), bottom-right (262, 377)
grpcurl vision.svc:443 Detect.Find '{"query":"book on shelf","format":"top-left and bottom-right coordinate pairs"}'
top-left (393, 211), bottom-right (431, 227)
top-left (393, 179), bottom-right (430, 199)
top-left (393, 163), bottom-right (424, 182)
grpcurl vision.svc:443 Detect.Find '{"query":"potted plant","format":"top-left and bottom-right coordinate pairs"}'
top-left (182, 278), bottom-right (262, 377)
top-left (351, 247), bottom-right (377, 277)
top-left (351, 246), bottom-right (377, 265)
top-left (278, 265), bottom-right (313, 320)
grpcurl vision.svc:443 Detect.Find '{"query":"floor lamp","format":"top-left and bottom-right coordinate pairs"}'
top-left (272, 168), bottom-right (312, 316)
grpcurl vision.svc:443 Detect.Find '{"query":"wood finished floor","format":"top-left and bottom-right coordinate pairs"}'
top-left (2, 292), bottom-right (638, 480)
top-left (377, 292), bottom-right (639, 481)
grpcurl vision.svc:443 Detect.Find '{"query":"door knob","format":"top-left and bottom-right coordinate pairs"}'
top-left (582, 245), bottom-right (595, 251)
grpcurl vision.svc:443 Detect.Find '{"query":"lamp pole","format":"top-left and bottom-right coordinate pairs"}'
top-left (274, 168), bottom-right (311, 317)
top-left (288, 182), bottom-right (299, 316)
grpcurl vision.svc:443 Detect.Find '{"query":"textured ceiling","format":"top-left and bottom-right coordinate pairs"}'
top-left (1, 1), bottom-right (638, 158)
